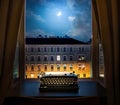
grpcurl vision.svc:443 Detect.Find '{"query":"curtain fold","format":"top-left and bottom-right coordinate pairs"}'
top-left (0, 0), bottom-right (24, 104)
top-left (92, 0), bottom-right (119, 105)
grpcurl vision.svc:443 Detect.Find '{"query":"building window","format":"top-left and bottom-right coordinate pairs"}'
top-left (63, 64), bottom-right (67, 70)
top-left (83, 74), bottom-right (86, 78)
top-left (31, 65), bottom-right (34, 71)
top-left (31, 56), bottom-right (34, 61)
top-left (70, 56), bottom-right (73, 61)
top-left (51, 65), bottom-right (54, 71)
top-left (70, 47), bottom-right (72, 52)
top-left (44, 56), bottom-right (47, 61)
top-left (44, 65), bottom-right (47, 71)
top-left (38, 56), bottom-right (41, 61)
top-left (44, 48), bottom-right (47, 52)
top-left (31, 48), bottom-right (33, 52)
top-left (70, 64), bottom-right (73, 70)
top-left (51, 56), bottom-right (54, 61)
top-left (79, 47), bottom-right (81, 52)
top-left (31, 74), bottom-right (34, 78)
top-left (51, 48), bottom-right (53, 52)
top-left (82, 47), bottom-right (84, 52)
top-left (57, 64), bottom-right (60, 71)
top-left (38, 65), bottom-right (41, 71)
top-left (57, 55), bottom-right (60, 61)
top-left (63, 56), bottom-right (67, 61)
top-left (78, 64), bottom-right (85, 70)
top-left (38, 48), bottom-right (40, 52)
top-left (57, 47), bottom-right (59, 52)
top-left (63, 47), bottom-right (66, 52)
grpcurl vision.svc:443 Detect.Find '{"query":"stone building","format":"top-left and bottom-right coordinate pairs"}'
top-left (25, 37), bottom-right (91, 78)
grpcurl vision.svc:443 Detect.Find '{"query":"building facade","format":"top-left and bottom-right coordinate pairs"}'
top-left (25, 37), bottom-right (92, 78)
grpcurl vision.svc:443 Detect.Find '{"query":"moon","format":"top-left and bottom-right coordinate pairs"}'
top-left (56, 11), bottom-right (62, 16)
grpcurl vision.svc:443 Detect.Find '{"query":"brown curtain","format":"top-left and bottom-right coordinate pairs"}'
top-left (92, 0), bottom-right (119, 105)
top-left (0, 0), bottom-right (24, 104)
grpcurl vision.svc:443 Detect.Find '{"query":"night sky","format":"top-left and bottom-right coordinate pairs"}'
top-left (26, 0), bottom-right (92, 42)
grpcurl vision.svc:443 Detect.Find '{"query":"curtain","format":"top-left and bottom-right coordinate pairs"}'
top-left (92, 0), bottom-right (119, 105)
top-left (0, 0), bottom-right (24, 104)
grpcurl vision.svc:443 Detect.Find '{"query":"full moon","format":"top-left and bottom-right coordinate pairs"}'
top-left (56, 11), bottom-right (62, 16)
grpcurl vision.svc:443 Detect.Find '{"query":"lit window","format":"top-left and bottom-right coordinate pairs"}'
top-left (31, 74), bottom-right (34, 78)
top-left (51, 65), bottom-right (54, 71)
top-left (63, 64), bottom-right (67, 70)
top-left (70, 64), bottom-right (73, 70)
top-left (31, 65), bottom-right (34, 71)
top-left (38, 65), bottom-right (41, 71)
top-left (44, 65), bottom-right (47, 71)
top-left (57, 64), bottom-right (60, 70)
top-left (57, 55), bottom-right (60, 61)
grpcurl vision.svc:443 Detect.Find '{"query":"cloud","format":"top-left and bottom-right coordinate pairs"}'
top-left (68, 16), bottom-right (75, 21)
top-left (26, 10), bottom-right (46, 23)
top-left (26, 29), bottom-right (55, 38)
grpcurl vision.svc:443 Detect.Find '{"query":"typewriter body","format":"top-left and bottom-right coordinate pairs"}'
top-left (39, 72), bottom-right (79, 92)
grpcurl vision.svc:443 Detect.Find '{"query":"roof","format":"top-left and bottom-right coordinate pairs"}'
top-left (25, 38), bottom-right (88, 45)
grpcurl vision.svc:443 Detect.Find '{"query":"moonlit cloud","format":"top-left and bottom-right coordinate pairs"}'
top-left (68, 16), bottom-right (75, 21)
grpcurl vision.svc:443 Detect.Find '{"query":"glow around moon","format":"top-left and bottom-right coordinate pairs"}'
top-left (56, 11), bottom-right (62, 16)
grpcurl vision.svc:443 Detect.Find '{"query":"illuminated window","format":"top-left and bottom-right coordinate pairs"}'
top-left (38, 65), bottom-right (41, 71)
top-left (31, 65), bottom-right (34, 71)
top-left (57, 64), bottom-right (60, 71)
top-left (83, 74), bottom-right (86, 78)
top-left (31, 74), bottom-right (34, 78)
top-left (70, 64), bottom-right (73, 70)
top-left (63, 64), bottom-right (67, 70)
top-left (51, 65), bottom-right (54, 71)
top-left (57, 55), bottom-right (60, 61)
top-left (44, 64), bottom-right (47, 71)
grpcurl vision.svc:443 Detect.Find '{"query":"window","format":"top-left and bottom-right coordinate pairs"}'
top-left (51, 56), bottom-right (54, 61)
top-left (44, 48), bottom-right (47, 52)
top-left (83, 74), bottom-right (86, 78)
top-left (57, 55), bottom-right (60, 61)
top-left (63, 56), bottom-right (67, 61)
top-left (57, 47), bottom-right (59, 52)
top-left (44, 56), bottom-right (47, 61)
top-left (51, 65), bottom-right (54, 71)
top-left (31, 48), bottom-right (33, 52)
top-left (31, 65), bottom-right (34, 71)
top-left (31, 56), bottom-right (34, 61)
top-left (70, 56), bottom-right (73, 61)
top-left (38, 65), bottom-right (41, 71)
top-left (70, 64), bottom-right (73, 70)
top-left (51, 48), bottom-right (53, 52)
top-left (70, 47), bottom-right (72, 52)
top-left (44, 65), bottom-right (47, 71)
top-left (57, 64), bottom-right (60, 71)
top-left (38, 56), bottom-right (41, 61)
top-left (63, 64), bottom-right (67, 70)
top-left (63, 47), bottom-right (66, 52)
top-left (38, 48), bottom-right (40, 52)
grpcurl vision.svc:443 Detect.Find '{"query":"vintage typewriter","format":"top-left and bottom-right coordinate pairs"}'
top-left (39, 72), bottom-right (79, 92)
